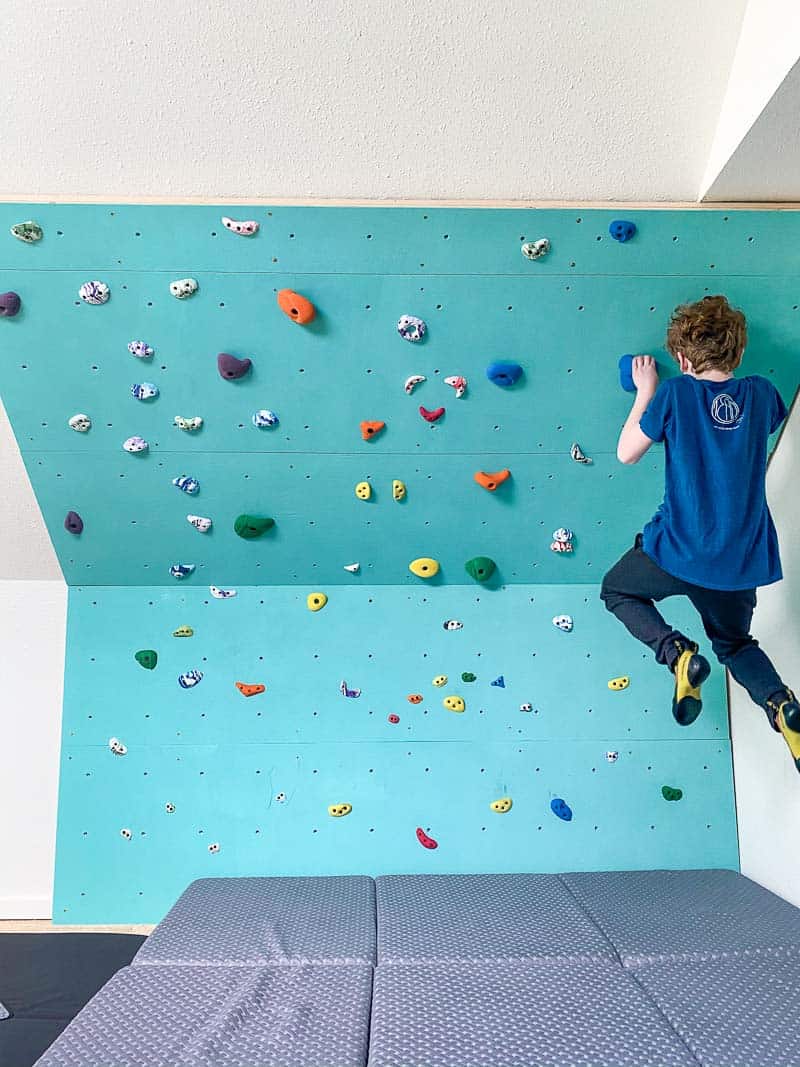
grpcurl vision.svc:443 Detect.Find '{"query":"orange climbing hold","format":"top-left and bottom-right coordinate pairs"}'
top-left (474, 469), bottom-right (511, 492)
top-left (277, 288), bottom-right (316, 325)
top-left (360, 420), bottom-right (386, 441)
top-left (235, 682), bottom-right (266, 697)
top-left (407, 694), bottom-right (423, 704)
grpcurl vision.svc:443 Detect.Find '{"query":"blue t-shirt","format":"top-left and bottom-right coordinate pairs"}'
top-left (639, 374), bottom-right (788, 590)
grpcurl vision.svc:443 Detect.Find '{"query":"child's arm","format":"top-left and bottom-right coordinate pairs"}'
top-left (617, 355), bottom-right (659, 464)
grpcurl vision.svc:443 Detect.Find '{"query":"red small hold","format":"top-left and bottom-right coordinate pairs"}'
top-left (416, 827), bottom-right (438, 849)
top-left (419, 406), bottom-right (445, 423)
top-left (388, 713), bottom-right (400, 724)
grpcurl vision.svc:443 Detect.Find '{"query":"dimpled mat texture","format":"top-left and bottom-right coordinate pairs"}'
top-left (633, 953), bottom-right (800, 1067)
top-left (559, 869), bottom-right (800, 967)
top-left (368, 961), bottom-right (698, 1067)
top-left (35, 963), bottom-right (373, 1067)
top-left (133, 876), bottom-right (376, 966)
top-left (376, 873), bottom-right (616, 963)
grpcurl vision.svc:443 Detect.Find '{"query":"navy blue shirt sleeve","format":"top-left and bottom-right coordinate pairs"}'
top-left (639, 382), bottom-right (671, 442)
top-left (769, 383), bottom-right (789, 433)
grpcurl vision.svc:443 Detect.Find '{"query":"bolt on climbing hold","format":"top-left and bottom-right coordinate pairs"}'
top-left (432, 675), bottom-right (448, 688)
top-left (491, 676), bottom-right (505, 688)
top-left (551, 798), bottom-right (573, 821)
top-left (340, 680), bottom-right (361, 698)
top-left (210, 585), bottom-right (237, 598)
top-left (409, 557), bottom-right (440, 578)
top-left (172, 626), bottom-right (194, 637)
top-left (128, 340), bottom-right (153, 358)
top-left (123, 436), bottom-right (148, 453)
top-left (131, 382), bottom-right (159, 401)
top-left (355, 481), bottom-right (372, 501)
top-left (521, 238), bottom-right (550, 260)
top-left (608, 676), bottom-right (630, 691)
top-left (169, 563), bottom-right (195, 580)
top-left (474, 469), bottom-right (511, 492)
top-left (661, 785), bottom-right (683, 801)
top-left (419, 405), bottom-right (445, 423)
top-left (520, 702), bottom-right (533, 712)
top-left (443, 695), bottom-right (465, 713)
top-left (217, 352), bottom-right (251, 380)
top-left (165, 802), bottom-right (176, 814)
top-left (79, 281), bottom-right (110, 305)
top-left (120, 828), bottom-right (132, 841)
top-left (408, 694), bottom-right (423, 703)
top-left (553, 615), bottom-right (573, 632)
top-left (553, 528), bottom-right (573, 543)
top-left (173, 475), bottom-right (199, 494)
top-left (108, 737), bottom-right (127, 756)
top-left (618, 354), bottom-right (637, 393)
top-left (443, 619), bottom-right (463, 631)
top-left (360, 420), bottom-right (385, 441)
top-left (307, 592), bottom-right (328, 611)
top-left (404, 375), bottom-right (426, 395)
top-left (486, 361), bottom-right (522, 387)
top-left (392, 480), bottom-right (406, 501)
top-left (11, 220), bottom-right (43, 242)
top-left (464, 556), bottom-right (495, 582)
top-left (187, 514), bottom-right (212, 533)
top-left (550, 540), bottom-right (573, 553)
top-left (416, 827), bottom-right (438, 849)
top-left (388, 713), bottom-right (400, 724)
top-left (234, 514), bottom-right (275, 539)
top-left (328, 803), bottom-right (352, 817)
top-left (397, 315), bottom-right (426, 342)
top-left (235, 682), bottom-right (265, 697)
top-left (609, 219), bottom-right (636, 243)
top-left (170, 278), bottom-right (198, 299)
top-left (490, 797), bottom-right (513, 813)
top-left (178, 669), bottom-right (203, 688)
top-left (275, 792), bottom-right (286, 803)
top-left (174, 416), bottom-right (203, 432)
top-left (343, 562), bottom-right (360, 574)
top-left (221, 216), bottom-right (259, 236)
top-left (208, 843), bottom-right (220, 854)
top-left (606, 751), bottom-right (619, 763)
top-left (461, 672), bottom-right (477, 682)
top-left (277, 288), bottom-right (316, 324)
top-left (64, 511), bottom-right (83, 534)
top-left (252, 409), bottom-right (279, 428)
top-left (135, 650), bottom-right (158, 670)
top-left (69, 413), bottom-right (91, 432)
top-left (570, 442), bottom-right (592, 464)
top-left (0, 292), bottom-right (21, 317)
top-left (444, 375), bottom-right (467, 398)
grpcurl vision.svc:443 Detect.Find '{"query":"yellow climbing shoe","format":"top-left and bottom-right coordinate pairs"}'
top-left (766, 691), bottom-right (800, 773)
top-left (672, 647), bottom-right (710, 726)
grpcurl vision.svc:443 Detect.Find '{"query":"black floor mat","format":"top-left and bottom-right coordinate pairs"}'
top-left (0, 933), bottom-right (145, 1067)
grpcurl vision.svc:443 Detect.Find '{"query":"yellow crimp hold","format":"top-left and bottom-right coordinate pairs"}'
top-left (355, 481), bottom-right (371, 500)
top-left (172, 625), bottom-right (194, 637)
top-left (328, 803), bottom-right (352, 817)
top-left (490, 797), bottom-right (513, 813)
top-left (432, 675), bottom-right (448, 688)
top-left (608, 676), bottom-right (630, 691)
top-left (393, 479), bottom-right (406, 501)
top-left (443, 695), bottom-right (465, 713)
top-left (409, 557), bottom-right (439, 578)
top-left (307, 592), bottom-right (328, 612)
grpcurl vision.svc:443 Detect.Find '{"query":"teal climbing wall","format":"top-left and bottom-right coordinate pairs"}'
top-left (1, 204), bottom-right (797, 922)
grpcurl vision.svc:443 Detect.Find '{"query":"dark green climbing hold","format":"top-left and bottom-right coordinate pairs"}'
top-left (234, 514), bottom-right (276, 539)
top-left (661, 785), bottom-right (683, 802)
top-left (461, 672), bottom-right (477, 683)
top-left (135, 649), bottom-right (158, 670)
top-left (464, 556), bottom-right (496, 582)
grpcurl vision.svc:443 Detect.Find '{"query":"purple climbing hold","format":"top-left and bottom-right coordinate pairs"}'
top-left (0, 292), bottom-right (21, 318)
top-left (64, 511), bottom-right (83, 535)
top-left (217, 352), bottom-right (252, 380)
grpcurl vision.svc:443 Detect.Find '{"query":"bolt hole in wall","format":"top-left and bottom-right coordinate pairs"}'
top-left (2, 204), bottom-right (798, 922)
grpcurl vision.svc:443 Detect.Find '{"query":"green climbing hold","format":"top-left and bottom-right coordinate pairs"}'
top-left (135, 650), bottom-right (158, 670)
top-left (234, 514), bottom-right (276, 539)
top-left (464, 556), bottom-right (496, 582)
top-left (11, 220), bottom-right (43, 243)
top-left (461, 672), bottom-right (477, 682)
top-left (661, 785), bottom-right (683, 802)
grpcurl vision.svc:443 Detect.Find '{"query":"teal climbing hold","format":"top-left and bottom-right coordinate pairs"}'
top-left (464, 556), bottom-right (496, 582)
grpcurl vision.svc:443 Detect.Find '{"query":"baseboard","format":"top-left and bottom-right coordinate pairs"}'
top-left (0, 895), bottom-right (51, 920)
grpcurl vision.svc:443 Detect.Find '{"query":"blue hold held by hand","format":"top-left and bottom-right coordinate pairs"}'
top-left (486, 361), bottom-right (523, 387)
top-left (609, 219), bottom-right (637, 243)
top-left (619, 353), bottom-right (636, 392)
top-left (550, 797), bottom-right (573, 821)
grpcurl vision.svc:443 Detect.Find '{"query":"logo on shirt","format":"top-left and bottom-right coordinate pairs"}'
top-left (710, 393), bottom-right (742, 429)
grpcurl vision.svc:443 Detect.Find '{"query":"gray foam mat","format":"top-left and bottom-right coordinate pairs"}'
top-left (134, 876), bottom-right (376, 966)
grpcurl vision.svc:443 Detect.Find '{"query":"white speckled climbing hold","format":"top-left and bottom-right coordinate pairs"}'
top-left (178, 669), bottom-right (203, 688)
top-left (343, 562), bottom-right (360, 574)
top-left (120, 828), bottom-right (132, 841)
top-left (79, 280), bottom-right (110, 304)
top-left (174, 416), bottom-right (203, 432)
top-left (187, 514), bottom-right (212, 533)
top-left (340, 680), bottom-right (361, 698)
top-left (606, 750), bottom-right (619, 763)
top-left (404, 375), bottom-right (426, 395)
top-left (210, 585), bottom-right (237, 599)
top-left (221, 216), bottom-right (259, 236)
top-left (570, 442), bottom-right (592, 464)
top-left (169, 278), bottom-right (198, 299)
top-left (397, 315), bottom-right (426, 342)
top-left (11, 220), bottom-right (43, 243)
top-left (208, 842), bottom-right (220, 854)
top-left (123, 436), bottom-right (148, 453)
top-left (443, 619), bottom-right (463, 631)
top-left (69, 413), bottom-right (91, 433)
top-left (173, 474), bottom-right (199, 494)
top-left (550, 540), bottom-right (573, 553)
top-left (131, 382), bottom-right (159, 401)
top-left (553, 528), bottom-right (574, 543)
top-left (128, 340), bottom-right (154, 358)
top-left (520, 702), bottom-right (533, 712)
top-left (108, 737), bottom-right (127, 756)
top-left (165, 802), bottom-right (176, 813)
top-left (521, 238), bottom-right (550, 260)
top-left (252, 409), bottom-right (279, 428)
top-left (553, 614), bottom-right (574, 632)
top-left (444, 375), bottom-right (467, 398)
top-left (169, 563), bottom-right (195, 580)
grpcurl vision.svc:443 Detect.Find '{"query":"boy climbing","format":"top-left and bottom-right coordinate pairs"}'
top-left (601, 294), bottom-right (800, 773)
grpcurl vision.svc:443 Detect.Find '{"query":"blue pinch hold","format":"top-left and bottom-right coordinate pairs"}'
top-left (173, 474), bottom-right (200, 494)
top-left (609, 220), bottom-right (636, 243)
top-left (486, 361), bottom-right (523, 388)
top-left (618, 354), bottom-right (636, 393)
top-left (169, 563), bottom-right (195, 580)
top-left (491, 675), bottom-right (505, 688)
top-left (550, 798), bottom-right (573, 821)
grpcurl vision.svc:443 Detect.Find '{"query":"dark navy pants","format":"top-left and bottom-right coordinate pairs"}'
top-left (600, 534), bottom-right (785, 708)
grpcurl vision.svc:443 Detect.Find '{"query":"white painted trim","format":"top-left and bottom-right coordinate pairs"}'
top-left (0, 896), bottom-right (51, 920)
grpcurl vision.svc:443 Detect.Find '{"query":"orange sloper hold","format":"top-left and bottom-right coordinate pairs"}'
top-left (360, 420), bottom-right (386, 441)
top-left (407, 694), bottom-right (423, 704)
top-left (277, 289), bottom-right (316, 325)
top-left (474, 469), bottom-right (511, 492)
top-left (235, 682), bottom-right (266, 697)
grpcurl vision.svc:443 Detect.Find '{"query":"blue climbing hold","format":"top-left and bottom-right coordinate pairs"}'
top-left (618, 354), bottom-right (636, 392)
top-left (609, 220), bottom-right (636, 243)
top-left (491, 675), bottom-right (505, 688)
top-left (551, 798), bottom-right (573, 821)
top-left (486, 361), bottom-right (522, 388)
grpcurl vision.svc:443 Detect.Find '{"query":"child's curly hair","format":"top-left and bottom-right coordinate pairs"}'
top-left (666, 294), bottom-right (747, 374)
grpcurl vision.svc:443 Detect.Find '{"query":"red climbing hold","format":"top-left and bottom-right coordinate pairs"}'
top-left (419, 406), bottom-right (445, 423)
top-left (360, 420), bottom-right (386, 441)
top-left (416, 827), bottom-right (438, 850)
top-left (388, 713), bottom-right (400, 724)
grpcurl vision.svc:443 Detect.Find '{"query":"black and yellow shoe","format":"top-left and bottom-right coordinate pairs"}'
top-left (765, 690), bottom-right (800, 773)
top-left (671, 644), bottom-right (711, 726)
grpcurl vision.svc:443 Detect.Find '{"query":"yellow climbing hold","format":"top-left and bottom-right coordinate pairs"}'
top-left (172, 625), bottom-right (194, 637)
top-left (409, 557), bottom-right (439, 579)
top-left (328, 803), bottom-right (352, 817)
top-left (432, 675), bottom-right (448, 688)
top-left (393, 479), bottom-right (406, 501)
top-left (307, 592), bottom-right (328, 612)
top-left (608, 676), bottom-right (630, 691)
top-left (355, 481), bottom-right (371, 500)
top-left (443, 695), bottom-right (465, 713)
top-left (490, 797), bottom-right (513, 813)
